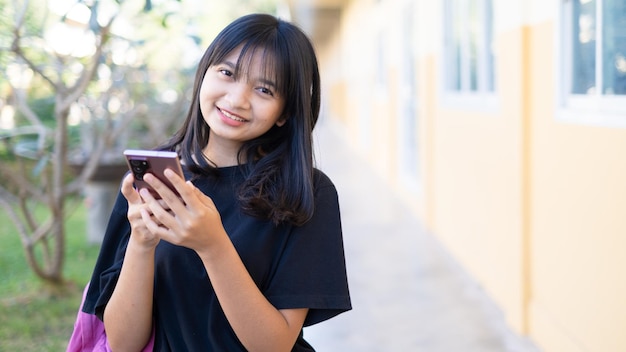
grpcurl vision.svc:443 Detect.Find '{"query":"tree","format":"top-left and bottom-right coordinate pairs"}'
top-left (0, 0), bottom-right (192, 287)
top-left (0, 0), bottom-right (282, 290)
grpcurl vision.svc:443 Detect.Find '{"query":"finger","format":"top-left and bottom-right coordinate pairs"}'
top-left (144, 172), bottom-right (180, 198)
top-left (139, 207), bottom-right (154, 226)
top-left (159, 170), bottom-right (196, 213)
top-left (164, 169), bottom-right (193, 200)
top-left (140, 206), bottom-right (162, 225)
top-left (157, 199), bottom-right (171, 211)
top-left (140, 207), bottom-right (168, 236)
top-left (141, 174), bottom-right (188, 228)
top-left (139, 187), bottom-right (178, 231)
top-left (121, 173), bottom-right (142, 204)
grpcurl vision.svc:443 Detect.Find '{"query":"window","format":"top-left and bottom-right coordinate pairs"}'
top-left (443, 0), bottom-right (495, 94)
top-left (560, 0), bottom-right (626, 124)
top-left (567, 0), bottom-right (626, 95)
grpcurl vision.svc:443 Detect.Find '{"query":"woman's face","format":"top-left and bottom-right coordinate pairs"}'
top-left (199, 46), bottom-right (286, 154)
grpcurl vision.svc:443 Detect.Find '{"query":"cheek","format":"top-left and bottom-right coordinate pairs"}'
top-left (267, 107), bottom-right (285, 126)
top-left (271, 100), bottom-right (286, 123)
top-left (198, 81), bottom-right (216, 114)
top-left (198, 80), bottom-right (210, 102)
top-left (198, 72), bottom-right (218, 100)
top-left (198, 90), bottom-right (208, 117)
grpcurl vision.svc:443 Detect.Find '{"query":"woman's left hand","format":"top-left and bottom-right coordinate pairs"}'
top-left (138, 169), bottom-right (225, 252)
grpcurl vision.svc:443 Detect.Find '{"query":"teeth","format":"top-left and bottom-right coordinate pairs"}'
top-left (221, 109), bottom-right (246, 122)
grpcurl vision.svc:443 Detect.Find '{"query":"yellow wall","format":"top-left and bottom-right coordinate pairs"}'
top-left (528, 20), bottom-right (626, 352)
top-left (430, 26), bottom-right (528, 332)
top-left (314, 0), bottom-right (626, 351)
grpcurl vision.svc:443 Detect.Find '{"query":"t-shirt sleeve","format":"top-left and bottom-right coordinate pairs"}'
top-left (264, 170), bottom-right (352, 326)
top-left (82, 190), bottom-right (131, 321)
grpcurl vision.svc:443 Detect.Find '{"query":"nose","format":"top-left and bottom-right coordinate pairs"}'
top-left (225, 82), bottom-right (251, 110)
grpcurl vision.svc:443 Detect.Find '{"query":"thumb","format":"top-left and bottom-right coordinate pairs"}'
top-left (121, 173), bottom-right (142, 204)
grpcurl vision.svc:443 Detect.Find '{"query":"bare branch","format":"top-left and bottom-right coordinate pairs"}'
top-left (11, 38), bottom-right (60, 91)
top-left (0, 187), bottom-right (31, 243)
top-left (19, 196), bottom-right (38, 232)
top-left (12, 0), bottom-right (30, 30)
top-left (24, 218), bottom-right (52, 249)
top-left (0, 167), bottom-right (46, 202)
top-left (10, 87), bottom-right (44, 126)
top-left (0, 184), bottom-right (52, 252)
top-left (59, 18), bottom-right (115, 113)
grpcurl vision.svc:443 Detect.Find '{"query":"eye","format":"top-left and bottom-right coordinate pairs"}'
top-left (257, 86), bottom-right (275, 96)
top-left (219, 68), bottom-right (234, 77)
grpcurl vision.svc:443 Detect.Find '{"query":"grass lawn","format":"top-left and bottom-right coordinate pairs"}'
top-left (0, 200), bottom-right (102, 351)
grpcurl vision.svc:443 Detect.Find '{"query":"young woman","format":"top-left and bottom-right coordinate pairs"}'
top-left (80, 13), bottom-right (351, 351)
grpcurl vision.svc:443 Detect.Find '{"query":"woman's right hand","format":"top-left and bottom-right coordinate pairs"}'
top-left (106, 173), bottom-right (159, 352)
top-left (121, 173), bottom-right (161, 249)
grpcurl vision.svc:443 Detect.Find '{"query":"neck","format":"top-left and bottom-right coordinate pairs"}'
top-left (202, 137), bottom-right (243, 168)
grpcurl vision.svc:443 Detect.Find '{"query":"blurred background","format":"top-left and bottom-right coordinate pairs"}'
top-left (1, 0), bottom-right (625, 351)
top-left (292, 0), bottom-right (626, 351)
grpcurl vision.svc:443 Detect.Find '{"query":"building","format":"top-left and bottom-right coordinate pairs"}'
top-left (287, 0), bottom-right (626, 351)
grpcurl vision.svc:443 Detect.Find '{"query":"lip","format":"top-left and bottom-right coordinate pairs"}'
top-left (217, 107), bottom-right (247, 127)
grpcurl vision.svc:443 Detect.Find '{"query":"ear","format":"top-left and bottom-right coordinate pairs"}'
top-left (275, 117), bottom-right (287, 127)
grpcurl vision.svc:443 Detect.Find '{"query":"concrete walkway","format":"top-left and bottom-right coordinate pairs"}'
top-left (303, 123), bottom-right (541, 352)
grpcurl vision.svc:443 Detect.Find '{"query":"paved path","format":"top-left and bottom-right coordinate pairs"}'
top-left (303, 123), bottom-right (541, 352)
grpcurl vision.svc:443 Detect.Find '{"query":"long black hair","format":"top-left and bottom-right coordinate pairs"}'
top-left (160, 13), bottom-right (321, 226)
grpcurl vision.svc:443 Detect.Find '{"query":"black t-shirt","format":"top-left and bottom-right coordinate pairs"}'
top-left (82, 166), bottom-right (351, 351)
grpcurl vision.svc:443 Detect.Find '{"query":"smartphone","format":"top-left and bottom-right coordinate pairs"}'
top-left (123, 149), bottom-right (184, 198)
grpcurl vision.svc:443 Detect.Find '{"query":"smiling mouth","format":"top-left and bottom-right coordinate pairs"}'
top-left (219, 108), bottom-right (247, 123)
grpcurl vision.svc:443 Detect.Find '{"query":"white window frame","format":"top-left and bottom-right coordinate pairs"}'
top-left (441, 0), bottom-right (498, 111)
top-left (397, 0), bottom-right (421, 195)
top-left (557, 0), bottom-right (626, 128)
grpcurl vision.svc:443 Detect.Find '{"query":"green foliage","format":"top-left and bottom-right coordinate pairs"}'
top-left (26, 95), bottom-right (55, 125)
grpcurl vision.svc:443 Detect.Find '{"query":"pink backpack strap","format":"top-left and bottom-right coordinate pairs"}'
top-left (66, 283), bottom-right (154, 351)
